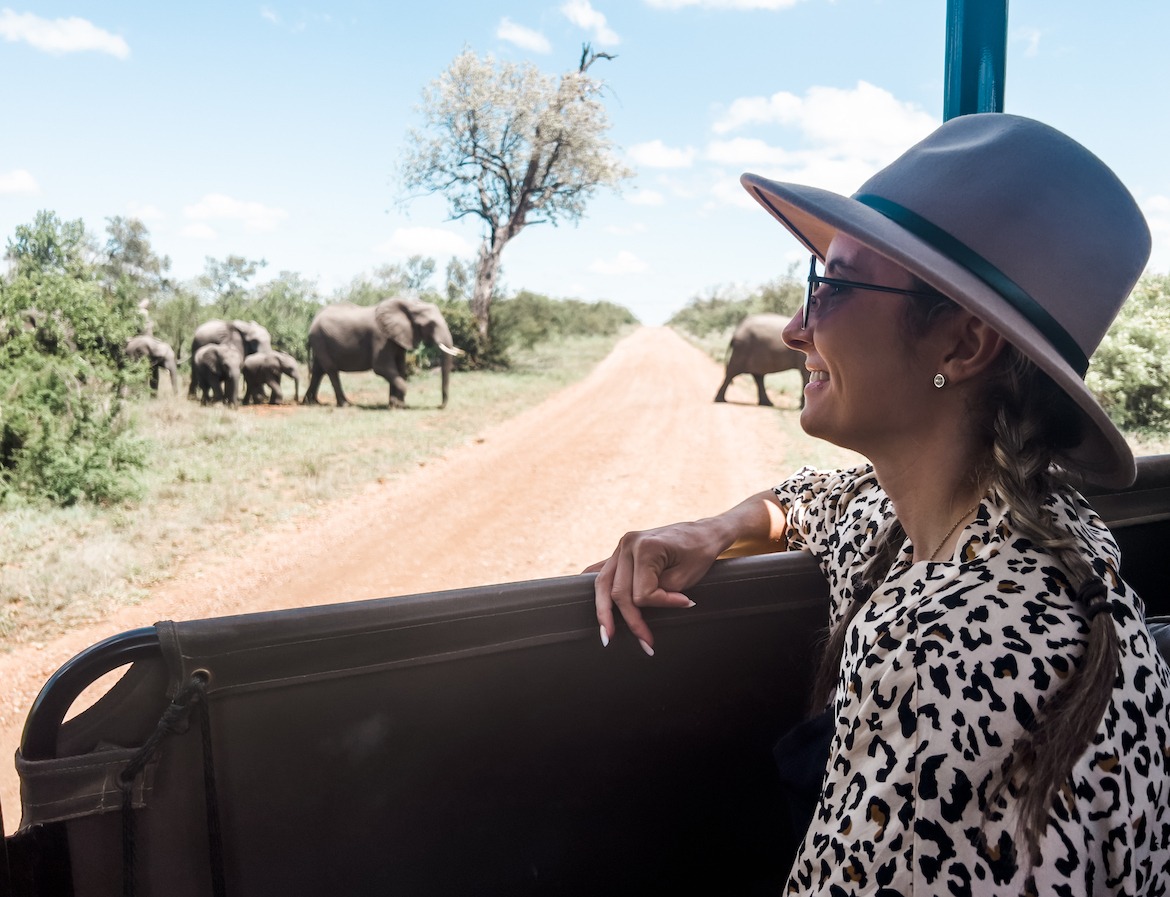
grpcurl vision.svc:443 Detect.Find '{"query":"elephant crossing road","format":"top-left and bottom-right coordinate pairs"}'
top-left (304, 296), bottom-right (462, 409)
top-left (714, 313), bottom-right (809, 408)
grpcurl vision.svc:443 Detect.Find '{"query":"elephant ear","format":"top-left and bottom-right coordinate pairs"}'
top-left (374, 297), bottom-right (417, 350)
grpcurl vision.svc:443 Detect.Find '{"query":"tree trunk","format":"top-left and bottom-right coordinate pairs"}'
top-left (471, 236), bottom-right (507, 343)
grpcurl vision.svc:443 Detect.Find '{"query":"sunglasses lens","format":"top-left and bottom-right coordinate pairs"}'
top-left (804, 256), bottom-right (817, 328)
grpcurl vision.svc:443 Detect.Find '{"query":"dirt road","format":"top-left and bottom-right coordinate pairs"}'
top-left (1, 326), bottom-right (840, 833)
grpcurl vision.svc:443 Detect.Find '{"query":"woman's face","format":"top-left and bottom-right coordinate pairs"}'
top-left (782, 234), bottom-right (944, 458)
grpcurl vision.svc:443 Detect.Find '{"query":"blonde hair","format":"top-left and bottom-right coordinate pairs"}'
top-left (809, 296), bottom-right (1120, 870)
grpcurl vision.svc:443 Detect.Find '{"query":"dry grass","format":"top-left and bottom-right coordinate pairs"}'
top-left (0, 333), bottom-right (627, 649)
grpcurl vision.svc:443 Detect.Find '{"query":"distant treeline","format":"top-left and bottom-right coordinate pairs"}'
top-left (0, 211), bottom-right (636, 508)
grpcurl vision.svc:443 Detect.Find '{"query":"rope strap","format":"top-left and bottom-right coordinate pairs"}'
top-left (118, 671), bottom-right (226, 897)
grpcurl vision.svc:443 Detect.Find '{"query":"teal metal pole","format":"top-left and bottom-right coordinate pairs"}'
top-left (943, 0), bottom-right (1008, 120)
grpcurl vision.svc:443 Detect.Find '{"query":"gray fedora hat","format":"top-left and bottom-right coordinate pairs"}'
top-left (741, 113), bottom-right (1150, 488)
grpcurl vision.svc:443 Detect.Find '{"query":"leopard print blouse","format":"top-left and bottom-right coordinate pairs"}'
top-left (773, 465), bottom-right (1170, 896)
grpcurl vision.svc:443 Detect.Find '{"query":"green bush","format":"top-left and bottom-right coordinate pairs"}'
top-left (486, 291), bottom-right (637, 366)
top-left (1088, 273), bottom-right (1170, 433)
top-left (1, 213), bottom-right (148, 506)
top-left (668, 273), bottom-right (800, 338)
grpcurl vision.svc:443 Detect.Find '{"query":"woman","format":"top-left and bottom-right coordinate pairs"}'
top-left (591, 114), bottom-right (1170, 894)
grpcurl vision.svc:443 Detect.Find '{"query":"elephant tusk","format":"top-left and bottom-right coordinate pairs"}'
top-left (438, 342), bottom-right (465, 357)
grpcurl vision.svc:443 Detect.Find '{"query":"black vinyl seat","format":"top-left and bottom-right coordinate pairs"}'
top-left (1148, 615), bottom-right (1170, 665)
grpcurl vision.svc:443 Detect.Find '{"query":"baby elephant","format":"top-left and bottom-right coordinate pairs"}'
top-left (193, 343), bottom-right (243, 407)
top-left (242, 350), bottom-right (301, 405)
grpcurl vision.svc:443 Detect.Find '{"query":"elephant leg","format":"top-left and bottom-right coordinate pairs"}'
top-left (149, 365), bottom-right (160, 394)
top-left (268, 377), bottom-right (283, 405)
top-left (753, 374), bottom-right (773, 406)
top-left (714, 372), bottom-right (734, 403)
top-left (327, 371), bottom-right (348, 407)
top-left (303, 366), bottom-right (323, 404)
top-left (377, 369), bottom-right (407, 409)
top-left (225, 376), bottom-right (239, 408)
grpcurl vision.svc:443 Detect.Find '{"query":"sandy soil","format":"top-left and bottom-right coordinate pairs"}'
top-left (0, 326), bottom-right (811, 833)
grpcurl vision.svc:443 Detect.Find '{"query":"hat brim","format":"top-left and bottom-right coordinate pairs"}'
top-left (741, 172), bottom-right (1135, 488)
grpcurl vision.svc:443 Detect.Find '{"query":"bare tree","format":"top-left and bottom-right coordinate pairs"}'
top-left (402, 44), bottom-right (632, 340)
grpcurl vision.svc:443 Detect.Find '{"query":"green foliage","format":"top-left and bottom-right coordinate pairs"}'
top-left (434, 297), bottom-right (486, 365)
top-left (334, 263), bottom-right (411, 307)
top-left (198, 255), bottom-right (267, 317)
top-left (5, 211), bottom-right (93, 280)
top-left (667, 270), bottom-right (802, 337)
top-left (151, 286), bottom-right (202, 358)
top-left (247, 272), bottom-right (322, 360)
top-left (485, 291), bottom-right (637, 367)
top-left (1088, 273), bottom-right (1170, 433)
top-left (1, 212), bottom-right (147, 506)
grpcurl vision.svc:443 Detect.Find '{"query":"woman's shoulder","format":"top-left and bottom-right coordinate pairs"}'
top-left (773, 463), bottom-right (881, 508)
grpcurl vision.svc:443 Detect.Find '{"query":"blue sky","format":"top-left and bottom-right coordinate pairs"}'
top-left (3, 1), bottom-right (1168, 325)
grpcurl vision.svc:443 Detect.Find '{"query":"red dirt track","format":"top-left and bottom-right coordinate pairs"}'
top-left (0, 325), bottom-right (827, 833)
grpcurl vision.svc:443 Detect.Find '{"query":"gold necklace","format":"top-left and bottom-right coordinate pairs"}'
top-left (926, 502), bottom-right (980, 562)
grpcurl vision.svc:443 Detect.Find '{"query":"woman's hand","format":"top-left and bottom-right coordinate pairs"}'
top-left (587, 490), bottom-right (788, 654)
top-left (588, 519), bottom-right (727, 655)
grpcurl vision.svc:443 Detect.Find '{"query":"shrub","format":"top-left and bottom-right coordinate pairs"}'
top-left (1088, 273), bottom-right (1170, 433)
top-left (486, 291), bottom-right (637, 367)
top-left (1, 213), bottom-right (147, 506)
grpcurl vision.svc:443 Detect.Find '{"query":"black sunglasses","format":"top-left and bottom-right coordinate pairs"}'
top-left (804, 254), bottom-right (940, 329)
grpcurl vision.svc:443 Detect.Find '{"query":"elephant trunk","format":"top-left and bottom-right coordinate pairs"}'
top-left (433, 327), bottom-right (462, 410)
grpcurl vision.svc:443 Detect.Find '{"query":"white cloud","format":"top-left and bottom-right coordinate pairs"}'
top-left (704, 81), bottom-right (937, 199)
top-left (628, 189), bottom-right (665, 206)
top-left (590, 250), bottom-right (648, 275)
top-left (561, 0), bottom-right (620, 45)
top-left (260, 6), bottom-right (280, 25)
top-left (183, 193), bottom-right (289, 231)
top-left (713, 92), bottom-right (803, 134)
top-left (180, 223), bottom-right (218, 240)
top-left (645, 0), bottom-right (803, 9)
top-left (497, 18), bottom-right (551, 54)
top-left (374, 226), bottom-right (475, 259)
top-left (714, 81), bottom-right (935, 157)
top-left (628, 140), bottom-right (695, 169)
top-left (0, 10), bottom-right (129, 58)
top-left (0, 168), bottom-right (38, 194)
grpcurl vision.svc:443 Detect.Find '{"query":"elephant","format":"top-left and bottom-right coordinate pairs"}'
top-left (125, 334), bottom-right (180, 394)
top-left (242, 350), bottom-right (301, 405)
top-left (303, 296), bottom-right (462, 409)
top-left (193, 343), bottom-right (243, 407)
top-left (188, 319), bottom-right (272, 399)
top-left (714, 313), bottom-right (810, 407)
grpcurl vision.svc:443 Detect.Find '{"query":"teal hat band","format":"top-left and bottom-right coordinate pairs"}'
top-left (855, 193), bottom-right (1090, 377)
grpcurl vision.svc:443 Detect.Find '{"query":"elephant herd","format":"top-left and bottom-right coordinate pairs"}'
top-left (125, 301), bottom-right (802, 411)
top-left (123, 296), bottom-right (463, 410)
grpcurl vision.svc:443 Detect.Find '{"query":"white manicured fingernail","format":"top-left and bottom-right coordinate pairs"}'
top-left (638, 638), bottom-right (655, 657)
top-left (683, 599), bottom-right (696, 608)
top-left (599, 625), bottom-right (609, 648)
